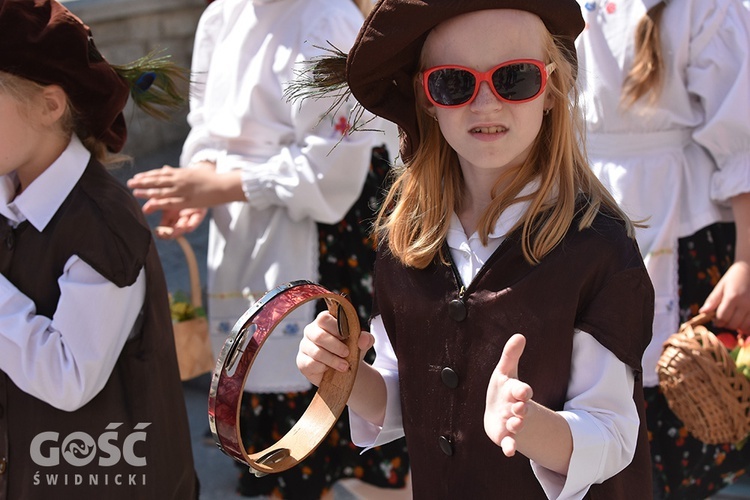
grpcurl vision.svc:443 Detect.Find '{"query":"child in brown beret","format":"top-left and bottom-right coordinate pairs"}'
top-left (0, 0), bottom-right (197, 498)
top-left (296, 0), bottom-right (655, 498)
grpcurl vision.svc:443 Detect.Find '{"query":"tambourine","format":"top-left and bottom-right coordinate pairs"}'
top-left (207, 280), bottom-right (360, 476)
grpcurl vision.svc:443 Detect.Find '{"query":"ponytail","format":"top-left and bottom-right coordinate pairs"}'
top-left (621, 1), bottom-right (667, 107)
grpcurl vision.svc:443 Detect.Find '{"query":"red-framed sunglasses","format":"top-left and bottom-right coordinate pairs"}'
top-left (421, 59), bottom-right (556, 108)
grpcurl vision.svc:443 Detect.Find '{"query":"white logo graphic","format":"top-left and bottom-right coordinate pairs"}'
top-left (30, 423), bottom-right (151, 468)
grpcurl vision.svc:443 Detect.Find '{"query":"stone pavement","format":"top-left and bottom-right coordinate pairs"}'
top-left (116, 142), bottom-right (750, 500)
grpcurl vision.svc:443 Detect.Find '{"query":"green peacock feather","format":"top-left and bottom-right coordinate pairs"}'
top-left (285, 43), bottom-right (377, 150)
top-left (112, 49), bottom-right (188, 120)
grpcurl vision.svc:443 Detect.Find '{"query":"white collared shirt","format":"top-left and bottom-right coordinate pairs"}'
top-left (350, 195), bottom-right (639, 499)
top-left (0, 136), bottom-right (146, 411)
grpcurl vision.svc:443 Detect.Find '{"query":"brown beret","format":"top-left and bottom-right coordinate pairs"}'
top-left (0, 0), bottom-right (130, 152)
top-left (346, 0), bottom-right (585, 159)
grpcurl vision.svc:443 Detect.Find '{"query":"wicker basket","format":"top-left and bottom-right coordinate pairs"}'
top-left (657, 312), bottom-right (750, 444)
top-left (171, 236), bottom-right (214, 381)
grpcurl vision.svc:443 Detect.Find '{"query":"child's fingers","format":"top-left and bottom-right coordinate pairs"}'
top-left (155, 226), bottom-right (177, 239)
top-left (495, 333), bottom-right (525, 380)
top-left (141, 197), bottom-right (186, 214)
top-left (298, 334), bottom-right (350, 372)
top-left (699, 289), bottom-right (721, 316)
top-left (510, 400), bottom-right (527, 418)
top-left (300, 332), bottom-right (350, 363)
top-left (174, 210), bottom-right (205, 234)
top-left (183, 210), bottom-right (207, 231)
top-left (128, 165), bottom-right (176, 184)
top-left (358, 330), bottom-right (375, 358)
top-left (509, 379), bottom-right (533, 402)
top-left (295, 347), bottom-right (328, 387)
top-left (132, 186), bottom-right (179, 200)
top-left (302, 312), bottom-right (351, 357)
top-left (506, 414), bottom-right (525, 434)
top-left (316, 311), bottom-right (349, 341)
top-left (129, 170), bottom-right (184, 199)
top-left (500, 435), bottom-right (517, 457)
top-left (297, 311), bottom-right (360, 386)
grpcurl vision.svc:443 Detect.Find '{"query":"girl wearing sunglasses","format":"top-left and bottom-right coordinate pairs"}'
top-left (294, 0), bottom-right (654, 497)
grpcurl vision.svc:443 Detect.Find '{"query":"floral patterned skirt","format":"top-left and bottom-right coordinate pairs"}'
top-left (647, 222), bottom-right (750, 499)
top-left (237, 145), bottom-right (410, 498)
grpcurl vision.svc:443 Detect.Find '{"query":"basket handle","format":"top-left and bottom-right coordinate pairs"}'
top-left (683, 311), bottom-right (716, 329)
top-left (175, 236), bottom-right (202, 308)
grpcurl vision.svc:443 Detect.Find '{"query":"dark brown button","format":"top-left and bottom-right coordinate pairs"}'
top-left (441, 367), bottom-right (459, 388)
top-left (448, 299), bottom-right (467, 321)
top-left (0, 457), bottom-right (6, 475)
top-left (5, 232), bottom-right (13, 250)
top-left (438, 435), bottom-right (453, 456)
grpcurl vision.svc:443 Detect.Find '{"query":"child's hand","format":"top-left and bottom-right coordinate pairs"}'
top-left (297, 311), bottom-right (373, 387)
top-left (127, 162), bottom-right (242, 210)
top-left (700, 261), bottom-right (750, 331)
top-left (484, 333), bottom-right (533, 457)
top-left (153, 208), bottom-right (208, 239)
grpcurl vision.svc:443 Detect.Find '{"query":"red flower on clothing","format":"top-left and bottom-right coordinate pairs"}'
top-left (335, 116), bottom-right (351, 136)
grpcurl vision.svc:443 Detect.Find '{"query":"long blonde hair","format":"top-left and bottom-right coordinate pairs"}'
top-left (621, 1), bottom-right (667, 107)
top-left (374, 30), bottom-right (635, 269)
top-left (0, 71), bottom-right (123, 164)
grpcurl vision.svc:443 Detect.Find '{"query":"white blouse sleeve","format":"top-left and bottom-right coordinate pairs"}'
top-left (236, 13), bottom-right (380, 225)
top-left (179, 2), bottom-right (225, 168)
top-left (0, 256), bottom-right (146, 411)
top-left (689, 0), bottom-right (750, 202)
top-left (531, 330), bottom-right (639, 500)
top-left (348, 314), bottom-right (406, 449)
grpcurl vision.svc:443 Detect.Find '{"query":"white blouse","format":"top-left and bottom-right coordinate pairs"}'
top-left (350, 198), bottom-right (640, 500)
top-left (0, 137), bottom-right (145, 411)
top-left (575, 0), bottom-right (750, 386)
top-left (181, 0), bottom-right (382, 392)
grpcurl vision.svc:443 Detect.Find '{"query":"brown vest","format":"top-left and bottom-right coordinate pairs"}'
top-left (372, 211), bottom-right (654, 499)
top-left (0, 160), bottom-right (198, 499)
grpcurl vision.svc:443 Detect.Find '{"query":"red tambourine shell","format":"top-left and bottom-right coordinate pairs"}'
top-left (207, 280), bottom-right (360, 475)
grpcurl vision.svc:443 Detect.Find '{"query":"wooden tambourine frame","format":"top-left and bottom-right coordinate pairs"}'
top-left (208, 280), bottom-right (360, 476)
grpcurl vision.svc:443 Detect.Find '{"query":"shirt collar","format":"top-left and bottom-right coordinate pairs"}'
top-left (447, 178), bottom-right (540, 248)
top-left (0, 136), bottom-right (90, 231)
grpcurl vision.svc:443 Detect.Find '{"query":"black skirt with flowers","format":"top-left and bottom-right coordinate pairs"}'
top-left (647, 222), bottom-right (750, 499)
top-left (236, 145), bottom-right (410, 498)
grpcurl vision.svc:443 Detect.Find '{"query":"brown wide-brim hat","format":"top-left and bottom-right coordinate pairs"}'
top-left (0, 0), bottom-right (130, 152)
top-left (346, 0), bottom-right (585, 159)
